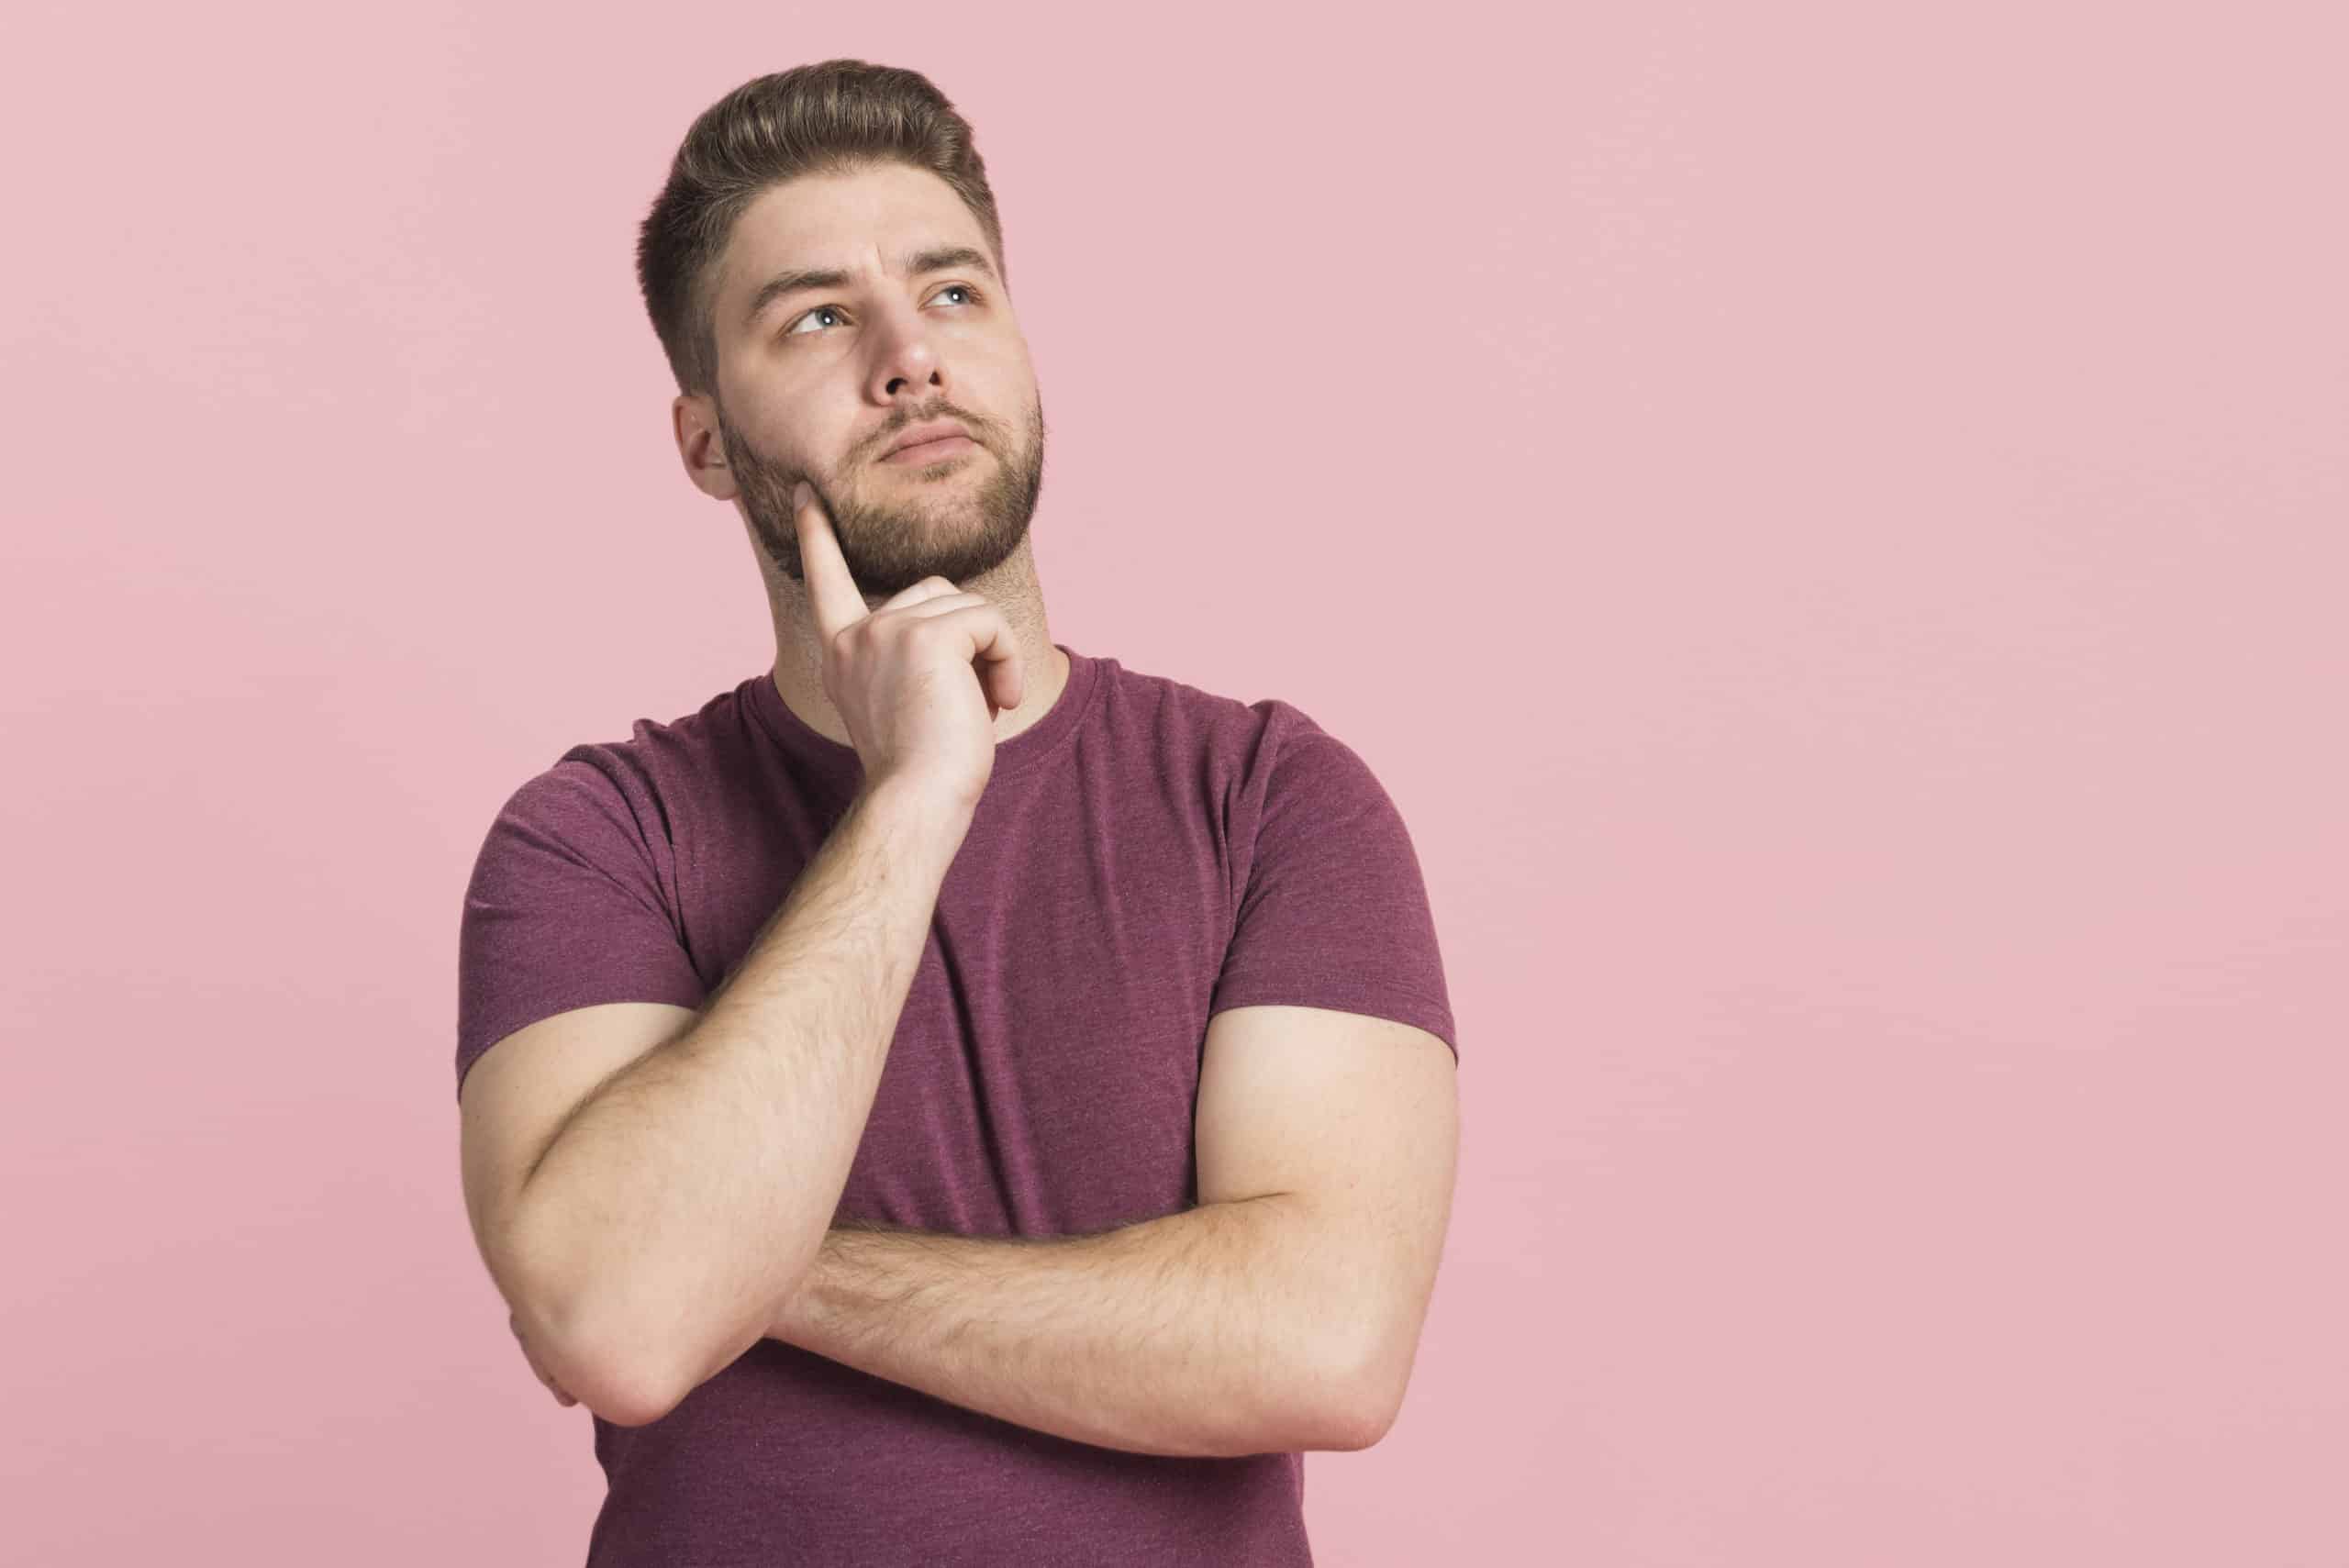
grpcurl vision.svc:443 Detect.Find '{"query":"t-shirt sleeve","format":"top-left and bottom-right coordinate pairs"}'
top-left (1208, 705), bottom-right (1458, 1062)
top-left (454, 750), bottom-right (709, 1101)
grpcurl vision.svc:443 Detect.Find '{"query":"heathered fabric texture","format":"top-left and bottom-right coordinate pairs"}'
top-left (455, 642), bottom-right (1456, 1566)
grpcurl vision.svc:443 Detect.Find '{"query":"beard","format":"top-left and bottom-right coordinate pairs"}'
top-left (719, 390), bottom-right (1048, 601)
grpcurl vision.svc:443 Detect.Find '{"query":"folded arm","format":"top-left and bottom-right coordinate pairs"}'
top-left (766, 1004), bottom-right (1458, 1459)
top-left (768, 1191), bottom-right (1378, 1458)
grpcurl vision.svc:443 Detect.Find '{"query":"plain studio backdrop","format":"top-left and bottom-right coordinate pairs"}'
top-left (4, 2), bottom-right (2344, 1563)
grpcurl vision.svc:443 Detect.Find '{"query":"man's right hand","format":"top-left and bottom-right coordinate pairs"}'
top-left (793, 478), bottom-right (1024, 809)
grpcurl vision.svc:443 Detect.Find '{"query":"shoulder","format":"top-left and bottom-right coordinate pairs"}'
top-left (478, 680), bottom-right (760, 846)
top-left (1085, 651), bottom-right (1345, 779)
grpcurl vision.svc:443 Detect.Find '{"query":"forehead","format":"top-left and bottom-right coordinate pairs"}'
top-left (718, 164), bottom-right (985, 327)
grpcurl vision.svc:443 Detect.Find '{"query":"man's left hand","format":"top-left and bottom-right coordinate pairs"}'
top-left (509, 1309), bottom-right (577, 1408)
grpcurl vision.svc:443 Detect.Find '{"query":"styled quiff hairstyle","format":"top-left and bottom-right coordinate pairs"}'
top-left (635, 60), bottom-right (1011, 400)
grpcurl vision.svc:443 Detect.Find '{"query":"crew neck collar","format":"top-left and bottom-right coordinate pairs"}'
top-left (746, 641), bottom-right (1099, 794)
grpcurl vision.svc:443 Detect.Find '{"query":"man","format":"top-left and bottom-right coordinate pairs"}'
top-left (455, 58), bottom-right (1459, 1565)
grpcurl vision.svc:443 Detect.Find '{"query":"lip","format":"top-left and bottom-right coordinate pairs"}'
top-left (881, 421), bottom-right (975, 462)
top-left (881, 434), bottom-right (977, 465)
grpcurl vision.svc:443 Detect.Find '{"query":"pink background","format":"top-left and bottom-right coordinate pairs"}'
top-left (6, 3), bottom-right (2345, 1562)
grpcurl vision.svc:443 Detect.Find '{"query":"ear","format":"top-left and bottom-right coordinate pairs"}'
top-left (674, 392), bottom-right (737, 499)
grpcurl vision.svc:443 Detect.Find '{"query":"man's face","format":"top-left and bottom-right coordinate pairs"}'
top-left (685, 163), bottom-right (1047, 601)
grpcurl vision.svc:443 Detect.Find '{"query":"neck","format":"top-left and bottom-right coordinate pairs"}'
top-left (764, 538), bottom-right (1069, 749)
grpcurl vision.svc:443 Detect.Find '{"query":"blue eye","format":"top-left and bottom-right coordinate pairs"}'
top-left (785, 283), bottom-right (984, 339)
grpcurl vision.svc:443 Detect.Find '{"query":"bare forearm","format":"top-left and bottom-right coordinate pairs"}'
top-left (505, 776), bottom-right (971, 1421)
top-left (766, 1195), bottom-right (1377, 1459)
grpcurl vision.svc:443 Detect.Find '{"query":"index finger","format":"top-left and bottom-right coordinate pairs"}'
top-left (793, 480), bottom-right (868, 642)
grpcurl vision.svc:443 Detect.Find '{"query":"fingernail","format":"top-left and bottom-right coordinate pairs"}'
top-left (794, 481), bottom-right (810, 509)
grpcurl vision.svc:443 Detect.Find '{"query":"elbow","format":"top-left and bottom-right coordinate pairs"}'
top-left (527, 1273), bottom-right (807, 1430)
top-left (1319, 1384), bottom-right (1401, 1453)
top-left (581, 1366), bottom-right (687, 1430)
top-left (1319, 1329), bottom-right (1409, 1452)
top-left (563, 1309), bottom-right (690, 1428)
top-left (494, 1198), bottom-right (820, 1431)
top-left (507, 1286), bottom-right (685, 1429)
top-left (562, 1360), bottom-right (678, 1430)
top-left (1326, 1387), bottom-right (1400, 1452)
top-left (495, 1220), bottom-right (689, 1429)
top-left (1270, 1373), bottom-right (1393, 1455)
top-left (1252, 1329), bottom-right (1396, 1454)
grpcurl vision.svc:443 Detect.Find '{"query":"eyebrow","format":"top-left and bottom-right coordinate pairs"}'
top-left (741, 244), bottom-right (998, 330)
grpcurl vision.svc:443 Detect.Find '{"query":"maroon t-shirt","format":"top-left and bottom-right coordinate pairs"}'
top-left (455, 641), bottom-right (1456, 1566)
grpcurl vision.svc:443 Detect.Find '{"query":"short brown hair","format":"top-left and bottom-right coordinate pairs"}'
top-left (635, 60), bottom-right (1012, 400)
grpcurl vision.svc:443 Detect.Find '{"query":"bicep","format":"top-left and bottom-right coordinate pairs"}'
top-left (1195, 1003), bottom-right (1458, 1218)
top-left (1194, 1002), bottom-right (1458, 1438)
top-left (458, 1000), bottom-right (700, 1302)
